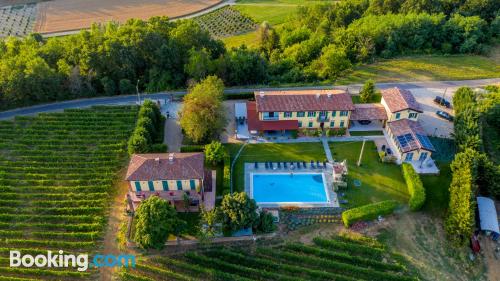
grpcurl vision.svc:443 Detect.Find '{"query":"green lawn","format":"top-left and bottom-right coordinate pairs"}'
top-left (349, 131), bottom-right (384, 136)
top-left (337, 55), bottom-right (500, 84)
top-left (329, 141), bottom-right (409, 207)
top-left (226, 142), bottom-right (327, 192)
top-left (351, 92), bottom-right (382, 104)
top-left (421, 162), bottom-right (451, 217)
top-left (222, 30), bottom-right (259, 49)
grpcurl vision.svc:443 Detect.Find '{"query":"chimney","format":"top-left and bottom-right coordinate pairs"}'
top-left (327, 93), bottom-right (332, 98)
top-left (316, 93), bottom-right (320, 99)
top-left (259, 91), bottom-right (265, 98)
top-left (168, 153), bottom-right (174, 163)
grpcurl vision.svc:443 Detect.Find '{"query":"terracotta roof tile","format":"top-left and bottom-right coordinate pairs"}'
top-left (381, 87), bottom-right (422, 113)
top-left (255, 90), bottom-right (355, 112)
top-left (247, 101), bottom-right (298, 131)
top-left (388, 119), bottom-right (435, 152)
top-left (351, 103), bottom-right (388, 120)
top-left (125, 153), bottom-right (204, 181)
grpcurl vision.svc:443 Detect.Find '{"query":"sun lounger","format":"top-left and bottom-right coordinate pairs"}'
top-left (310, 160), bottom-right (315, 168)
top-left (316, 160), bottom-right (320, 168)
top-left (277, 162), bottom-right (281, 169)
top-left (303, 161), bottom-right (307, 167)
top-left (323, 161), bottom-right (327, 168)
top-left (284, 162), bottom-right (288, 169)
top-left (296, 162), bottom-right (300, 169)
top-left (270, 162), bottom-right (274, 169)
top-left (254, 162), bottom-right (258, 169)
top-left (265, 162), bottom-right (269, 169)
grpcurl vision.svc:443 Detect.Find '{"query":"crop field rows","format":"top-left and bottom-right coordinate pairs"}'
top-left (0, 4), bottom-right (37, 38)
top-left (0, 106), bottom-right (138, 280)
top-left (193, 6), bottom-right (256, 38)
top-left (119, 236), bottom-right (418, 281)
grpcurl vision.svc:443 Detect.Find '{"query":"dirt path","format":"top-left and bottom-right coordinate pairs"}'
top-left (99, 175), bottom-right (131, 281)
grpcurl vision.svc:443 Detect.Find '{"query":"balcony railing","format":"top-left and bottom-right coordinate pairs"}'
top-left (262, 116), bottom-right (279, 121)
top-left (317, 116), bottom-right (330, 122)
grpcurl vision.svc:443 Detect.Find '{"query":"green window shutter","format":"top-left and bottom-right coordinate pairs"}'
top-left (340, 121), bottom-right (345, 128)
top-left (190, 180), bottom-right (196, 190)
top-left (330, 121), bottom-right (335, 127)
top-left (148, 181), bottom-right (154, 191)
top-left (176, 180), bottom-right (183, 190)
top-left (162, 181), bottom-right (169, 191)
top-left (308, 122), bottom-right (313, 128)
top-left (298, 121), bottom-right (302, 127)
top-left (332, 111), bottom-right (337, 117)
top-left (134, 182), bottom-right (141, 191)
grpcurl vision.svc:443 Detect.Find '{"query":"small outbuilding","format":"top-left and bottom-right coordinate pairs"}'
top-left (477, 197), bottom-right (499, 235)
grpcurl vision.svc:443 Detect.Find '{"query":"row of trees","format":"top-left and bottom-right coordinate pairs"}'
top-left (1, 0), bottom-right (498, 110)
top-left (127, 100), bottom-right (166, 155)
top-left (445, 86), bottom-right (500, 246)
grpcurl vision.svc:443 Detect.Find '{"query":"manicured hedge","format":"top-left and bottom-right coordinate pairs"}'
top-left (401, 163), bottom-right (425, 211)
top-left (342, 200), bottom-right (398, 227)
top-left (223, 153), bottom-right (231, 195)
top-left (180, 145), bottom-right (205, 152)
top-left (224, 92), bottom-right (254, 100)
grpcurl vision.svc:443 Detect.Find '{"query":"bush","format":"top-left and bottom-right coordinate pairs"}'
top-left (290, 130), bottom-right (298, 139)
top-left (224, 92), bottom-right (254, 100)
top-left (180, 145), bottom-right (205, 152)
top-left (256, 211), bottom-right (275, 233)
top-left (204, 141), bottom-right (226, 165)
top-left (401, 163), bottom-right (425, 211)
top-left (220, 192), bottom-right (258, 233)
top-left (342, 200), bottom-right (398, 227)
top-left (150, 143), bottom-right (168, 153)
top-left (223, 153), bottom-right (231, 195)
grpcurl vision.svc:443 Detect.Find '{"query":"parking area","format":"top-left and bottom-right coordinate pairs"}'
top-left (399, 87), bottom-right (455, 138)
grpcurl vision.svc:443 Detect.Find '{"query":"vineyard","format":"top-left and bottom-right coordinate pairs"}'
top-left (0, 106), bottom-right (138, 280)
top-left (119, 235), bottom-right (418, 281)
top-left (193, 6), bottom-right (256, 38)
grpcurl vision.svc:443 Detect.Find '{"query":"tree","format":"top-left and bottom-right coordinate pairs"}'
top-left (453, 87), bottom-right (476, 113)
top-left (312, 45), bottom-right (352, 79)
top-left (204, 141), bottom-right (226, 165)
top-left (119, 79), bottom-right (135, 95)
top-left (184, 48), bottom-right (213, 82)
top-left (445, 149), bottom-right (477, 246)
top-left (134, 196), bottom-right (181, 249)
top-left (359, 80), bottom-right (376, 103)
top-left (256, 211), bottom-right (275, 233)
top-left (258, 21), bottom-right (279, 56)
top-left (220, 192), bottom-right (259, 233)
top-left (179, 76), bottom-right (227, 144)
top-left (200, 205), bottom-right (221, 237)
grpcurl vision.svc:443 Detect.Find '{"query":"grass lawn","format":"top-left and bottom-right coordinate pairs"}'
top-left (336, 55), bottom-right (500, 84)
top-left (349, 130), bottom-right (384, 136)
top-left (222, 30), bottom-right (259, 49)
top-left (421, 162), bottom-right (451, 217)
top-left (329, 141), bottom-right (409, 207)
top-left (226, 142), bottom-right (327, 192)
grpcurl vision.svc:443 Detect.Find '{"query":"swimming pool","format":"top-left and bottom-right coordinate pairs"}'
top-left (251, 173), bottom-right (329, 205)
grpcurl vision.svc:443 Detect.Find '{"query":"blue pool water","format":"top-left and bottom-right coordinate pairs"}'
top-left (252, 173), bottom-right (328, 204)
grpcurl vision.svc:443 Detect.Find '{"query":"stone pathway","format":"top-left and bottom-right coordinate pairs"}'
top-left (322, 137), bottom-right (333, 162)
top-left (164, 118), bottom-right (182, 152)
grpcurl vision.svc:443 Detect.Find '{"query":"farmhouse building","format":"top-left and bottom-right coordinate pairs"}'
top-left (380, 87), bottom-right (422, 121)
top-left (125, 153), bottom-right (215, 212)
top-left (247, 89), bottom-right (355, 134)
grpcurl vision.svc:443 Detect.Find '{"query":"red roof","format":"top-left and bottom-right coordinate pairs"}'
top-left (381, 87), bottom-right (422, 113)
top-left (125, 153), bottom-right (204, 181)
top-left (255, 90), bottom-right (354, 112)
top-left (351, 104), bottom-right (388, 121)
top-left (387, 119), bottom-right (435, 152)
top-left (247, 101), bottom-right (298, 131)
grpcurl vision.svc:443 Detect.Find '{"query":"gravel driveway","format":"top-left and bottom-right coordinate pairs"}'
top-left (410, 88), bottom-right (455, 138)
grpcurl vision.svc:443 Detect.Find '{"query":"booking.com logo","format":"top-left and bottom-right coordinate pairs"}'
top-left (10, 250), bottom-right (136, 272)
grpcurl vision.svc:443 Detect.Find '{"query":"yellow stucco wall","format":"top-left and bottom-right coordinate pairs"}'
top-left (259, 111), bottom-right (351, 129)
top-left (130, 179), bottom-right (201, 192)
top-left (386, 127), bottom-right (432, 161)
top-left (381, 98), bottom-right (420, 122)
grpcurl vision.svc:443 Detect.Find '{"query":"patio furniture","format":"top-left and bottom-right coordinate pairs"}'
top-left (310, 160), bottom-right (315, 168)
top-left (254, 162), bottom-right (258, 169)
top-left (297, 162), bottom-right (301, 169)
top-left (265, 162), bottom-right (269, 169)
top-left (277, 162), bottom-right (281, 169)
top-left (270, 162), bottom-right (274, 169)
top-left (303, 161), bottom-right (307, 168)
top-left (323, 161), bottom-right (327, 168)
top-left (339, 200), bottom-right (348, 204)
top-left (316, 160), bottom-right (320, 168)
top-left (284, 162), bottom-right (288, 169)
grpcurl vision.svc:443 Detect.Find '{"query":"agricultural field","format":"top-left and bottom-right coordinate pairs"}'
top-left (34, 0), bottom-right (220, 34)
top-left (119, 235), bottom-right (418, 281)
top-left (0, 4), bottom-right (37, 37)
top-left (194, 6), bottom-right (256, 38)
top-left (0, 106), bottom-right (137, 280)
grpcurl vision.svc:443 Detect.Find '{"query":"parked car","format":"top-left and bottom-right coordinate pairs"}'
top-left (436, 110), bottom-right (454, 121)
top-left (434, 96), bottom-right (451, 108)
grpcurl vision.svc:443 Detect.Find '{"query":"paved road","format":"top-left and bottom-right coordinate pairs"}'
top-left (1, 78), bottom-right (499, 120)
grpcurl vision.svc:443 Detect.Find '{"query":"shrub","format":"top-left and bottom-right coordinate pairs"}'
top-left (220, 192), bottom-right (258, 233)
top-left (204, 141), bottom-right (226, 165)
top-left (290, 130), bottom-right (298, 139)
top-left (180, 145), bottom-right (205, 152)
top-left (255, 211), bottom-right (275, 233)
top-left (223, 153), bottom-right (231, 195)
top-left (401, 163), bottom-right (425, 211)
top-left (342, 200), bottom-right (398, 227)
top-left (150, 143), bottom-right (168, 153)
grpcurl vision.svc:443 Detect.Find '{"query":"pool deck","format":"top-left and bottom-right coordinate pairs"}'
top-left (244, 162), bottom-right (339, 208)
